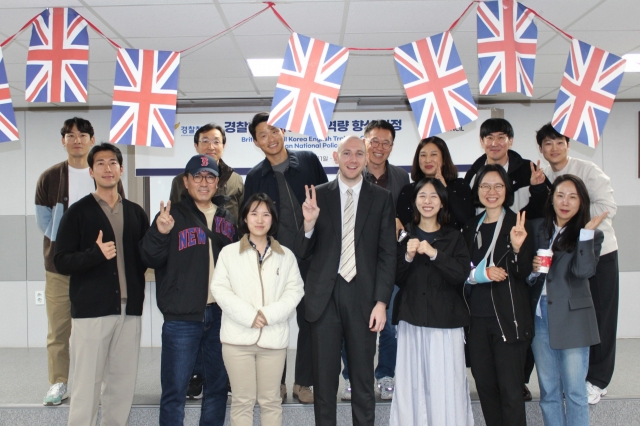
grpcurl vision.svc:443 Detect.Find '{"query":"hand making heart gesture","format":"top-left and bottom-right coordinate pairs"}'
top-left (510, 211), bottom-right (527, 253)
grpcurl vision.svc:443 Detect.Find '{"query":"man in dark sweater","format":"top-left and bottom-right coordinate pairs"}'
top-left (54, 143), bottom-right (148, 426)
top-left (140, 154), bottom-right (236, 426)
top-left (244, 112), bottom-right (328, 403)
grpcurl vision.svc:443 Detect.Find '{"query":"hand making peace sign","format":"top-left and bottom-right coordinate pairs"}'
top-left (530, 160), bottom-right (546, 186)
top-left (302, 185), bottom-right (320, 232)
top-left (157, 200), bottom-right (175, 234)
top-left (510, 211), bottom-right (527, 253)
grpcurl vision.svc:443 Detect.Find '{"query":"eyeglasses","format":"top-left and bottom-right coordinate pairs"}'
top-left (479, 183), bottom-right (505, 193)
top-left (367, 138), bottom-right (393, 149)
top-left (192, 173), bottom-right (217, 184)
top-left (199, 139), bottom-right (223, 147)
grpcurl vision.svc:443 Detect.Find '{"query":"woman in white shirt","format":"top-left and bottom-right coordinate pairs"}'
top-left (210, 193), bottom-right (304, 426)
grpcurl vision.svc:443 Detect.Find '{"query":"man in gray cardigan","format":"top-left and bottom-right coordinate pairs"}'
top-left (340, 120), bottom-right (409, 401)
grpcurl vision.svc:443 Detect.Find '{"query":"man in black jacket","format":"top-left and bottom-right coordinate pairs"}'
top-left (245, 112), bottom-right (328, 403)
top-left (140, 155), bottom-right (236, 426)
top-left (54, 143), bottom-right (148, 426)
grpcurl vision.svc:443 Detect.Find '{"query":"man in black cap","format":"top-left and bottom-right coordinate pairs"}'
top-left (140, 155), bottom-right (237, 426)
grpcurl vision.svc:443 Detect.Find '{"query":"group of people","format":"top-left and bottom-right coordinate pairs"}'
top-left (34, 113), bottom-right (619, 426)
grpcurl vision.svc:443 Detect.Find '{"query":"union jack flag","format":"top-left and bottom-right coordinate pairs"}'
top-left (552, 39), bottom-right (626, 148)
top-left (0, 48), bottom-right (19, 143)
top-left (477, 0), bottom-right (537, 97)
top-left (268, 33), bottom-right (348, 140)
top-left (109, 48), bottom-right (181, 148)
top-left (25, 8), bottom-right (89, 103)
top-left (394, 32), bottom-right (478, 138)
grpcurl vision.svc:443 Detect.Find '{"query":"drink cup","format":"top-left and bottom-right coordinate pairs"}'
top-left (537, 248), bottom-right (553, 273)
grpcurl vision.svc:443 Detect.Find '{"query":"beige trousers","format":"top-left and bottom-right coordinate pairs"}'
top-left (222, 343), bottom-right (287, 426)
top-left (68, 305), bottom-right (141, 426)
top-left (45, 271), bottom-right (72, 385)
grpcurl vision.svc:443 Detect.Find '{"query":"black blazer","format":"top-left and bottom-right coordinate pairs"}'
top-left (295, 178), bottom-right (397, 323)
top-left (393, 223), bottom-right (471, 328)
top-left (54, 194), bottom-right (149, 319)
top-left (462, 209), bottom-right (535, 342)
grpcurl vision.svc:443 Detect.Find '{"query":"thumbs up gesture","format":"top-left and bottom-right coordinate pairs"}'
top-left (96, 230), bottom-right (116, 260)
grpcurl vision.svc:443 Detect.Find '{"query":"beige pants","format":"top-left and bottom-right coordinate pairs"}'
top-left (45, 271), bottom-right (71, 385)
top-left (68, 305), bottom-right (141, 426)
top-left (222, 343), bottom-right (287, 426)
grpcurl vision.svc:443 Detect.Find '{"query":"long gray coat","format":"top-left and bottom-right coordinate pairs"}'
top-left (529, 218), bottom-right (603, 350)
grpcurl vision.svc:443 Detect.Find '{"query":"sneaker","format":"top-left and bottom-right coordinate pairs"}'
top-left (293, 383), bottom-right (314, 404)
top-left (377, 376), bottom-right (394, 400)
top-left (186, 374), bottom-right (204, 400)
top-left (280, 384), bottom-right (287, 401)
top-left (43, 382), bottom-right (68, 406)
top-left (341, 379), bottom-right (352, 401)
top-left (587, 381), bottom-right (607, 405)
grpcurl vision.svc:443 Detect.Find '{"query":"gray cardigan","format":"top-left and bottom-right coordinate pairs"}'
top-left (529, 218), bottom-right (603, 350)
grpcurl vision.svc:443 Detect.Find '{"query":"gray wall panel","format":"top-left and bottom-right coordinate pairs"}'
top-left (0, 216), bottom-right (26, 281)
top-left (613, 205), bottom-right (640, 273)
top-left (26, 216), bottom-right (46, 281)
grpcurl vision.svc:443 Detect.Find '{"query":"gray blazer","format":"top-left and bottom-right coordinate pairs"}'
top-left (364, 161), bottom-right (409, 206)
top-left (529, 218), bottom-right (603, 350)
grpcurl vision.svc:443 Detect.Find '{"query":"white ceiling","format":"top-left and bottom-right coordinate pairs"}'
top-left (1, 0), bottom-right (639, 109)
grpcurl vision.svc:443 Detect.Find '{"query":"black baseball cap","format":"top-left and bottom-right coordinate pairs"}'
top-left (185, 155), bottom-right (219, 176)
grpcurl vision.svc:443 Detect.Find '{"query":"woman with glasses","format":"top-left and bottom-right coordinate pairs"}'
top-left (528, 175), bottom-right (607, 426)
top-left (210, 193), bottom-right (304, 426)
top-left (462, 164), bottom-right (534, 426)
top-left (397, 137), bottom-right (474, 231)
top-left (390, 177), bottom-right (474, 425)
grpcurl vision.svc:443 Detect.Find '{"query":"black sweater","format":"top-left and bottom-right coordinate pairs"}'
top-left (54, 194), bottom-right (149, 319)
top-left (393, 223), bottom-right (471, 328)
top-left (140, 195), bottom-right (237, 321)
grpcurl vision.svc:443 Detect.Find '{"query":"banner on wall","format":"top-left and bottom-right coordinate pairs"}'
top-left (0, 47), bottom-right (19, 142)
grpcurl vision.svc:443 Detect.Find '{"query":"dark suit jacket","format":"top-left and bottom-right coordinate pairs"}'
top-left (528, 218), bottom-right (603, 350)
top-left (295, 178), bottom-right (397, 323)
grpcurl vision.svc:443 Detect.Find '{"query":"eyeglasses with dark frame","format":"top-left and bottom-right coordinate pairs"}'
top-left (367, 138), bottom-right (393, 150)
top-left (192, 173), bottom-right (217, 184)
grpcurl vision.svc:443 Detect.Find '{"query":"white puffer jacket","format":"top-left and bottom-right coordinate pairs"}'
top-left (210, 235), bottom-right (304, 349)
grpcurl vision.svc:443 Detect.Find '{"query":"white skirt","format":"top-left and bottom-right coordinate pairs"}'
top-left (390, 321), bottom-right (474, 426)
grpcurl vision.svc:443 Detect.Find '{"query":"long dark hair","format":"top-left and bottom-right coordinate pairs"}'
top-left (412, 177), bottom-right (450, 226)
top-left (410, 137), bottom-right (458, 183)
top-left (544, 175), bottom-right (591, 253)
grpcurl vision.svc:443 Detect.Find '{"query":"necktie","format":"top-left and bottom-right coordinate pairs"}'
top-left (339, 189), bottom-right (356, 282)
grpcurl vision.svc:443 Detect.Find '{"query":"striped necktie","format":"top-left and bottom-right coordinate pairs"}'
top-left (339, 188), bottom-right (356, 282)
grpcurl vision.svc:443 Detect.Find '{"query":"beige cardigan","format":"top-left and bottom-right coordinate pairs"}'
top-left (210, 235), bottom-right (304, 349)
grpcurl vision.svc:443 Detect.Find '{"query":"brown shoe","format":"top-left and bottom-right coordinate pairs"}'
top-left (280, 384), bottom-right (287, 401)
top-left (293, 383), bottom-right (314, 404)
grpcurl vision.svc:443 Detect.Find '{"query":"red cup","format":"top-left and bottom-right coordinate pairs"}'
top-left (537, 248), bottom-right (553, 273)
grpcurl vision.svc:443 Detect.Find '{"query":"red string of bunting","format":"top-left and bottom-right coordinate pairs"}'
top-left (0, 1), bottom-right (576, 53)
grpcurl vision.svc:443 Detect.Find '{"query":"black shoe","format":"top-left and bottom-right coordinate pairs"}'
top-left (187, 374), bottom-right (204, 400)
top-left (523, 384), bottom-right (532, 402)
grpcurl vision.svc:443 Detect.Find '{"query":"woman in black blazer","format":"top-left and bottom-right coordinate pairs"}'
top-left (390, 177), bottom-right (473, 425)
top-left (396, 136), bottom-right (474, 231)
top-left (528, 175), bottom-right (607, 426)
top-left (462, 164), bottom-right (534, 426)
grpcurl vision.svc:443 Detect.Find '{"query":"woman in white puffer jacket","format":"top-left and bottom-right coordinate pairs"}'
top-left (210, 193), bottom-right (304, 426)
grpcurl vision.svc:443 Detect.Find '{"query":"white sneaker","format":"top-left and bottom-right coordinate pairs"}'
top-left (587, 381), bottom-right (607, 405)
top-left (377, 376), bottom-right (394, 400)
top-left (43, 382), bottom-right (68, 406)
top-left (341, 379), bottom-right (352, 401)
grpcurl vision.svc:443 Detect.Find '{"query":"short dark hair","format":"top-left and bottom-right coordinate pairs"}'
top-left (544, 174), bottom-right (591, 253)
top-left (88, 143), bottom-right (123, 169)
top-left (60, 117), bottom-right (94, 138)
top-left (412, 177), bottom-right (450, 226)
top-left (194, 123), bottom-right (226, 145)
top-left (410, 136), bottom-right (458, 183)
top-left (363, 120), bottom-right (396, 142)
top-left (479, 118), bottom-right (514, 139)
top-left (535, 122), bottom-right (569, 147)
top-left (472, 164), bottom-right (514, 208)
top-left (239, 193), bottom-right (279, 237)
top-left (248, 112), bottom-right (270, 140)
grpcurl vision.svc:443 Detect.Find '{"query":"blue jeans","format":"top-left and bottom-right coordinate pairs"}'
top-left (160, 304), bottom-right (228, 426)
top-left (531, 296), bottom-right (590, 426)
top-left (342, 286), bottom-right (398, 380)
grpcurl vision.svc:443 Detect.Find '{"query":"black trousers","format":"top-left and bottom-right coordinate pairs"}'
top-left (281, 297), bottom-right (315, 387)
top-left (310, 275), bottom-right (377, 426)
top-left (524, 346), bottom-right (535, 384)
top-left (469, 315), bottom-right (529, 426)
top-left (587, 250), bottom-right (619, 389)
